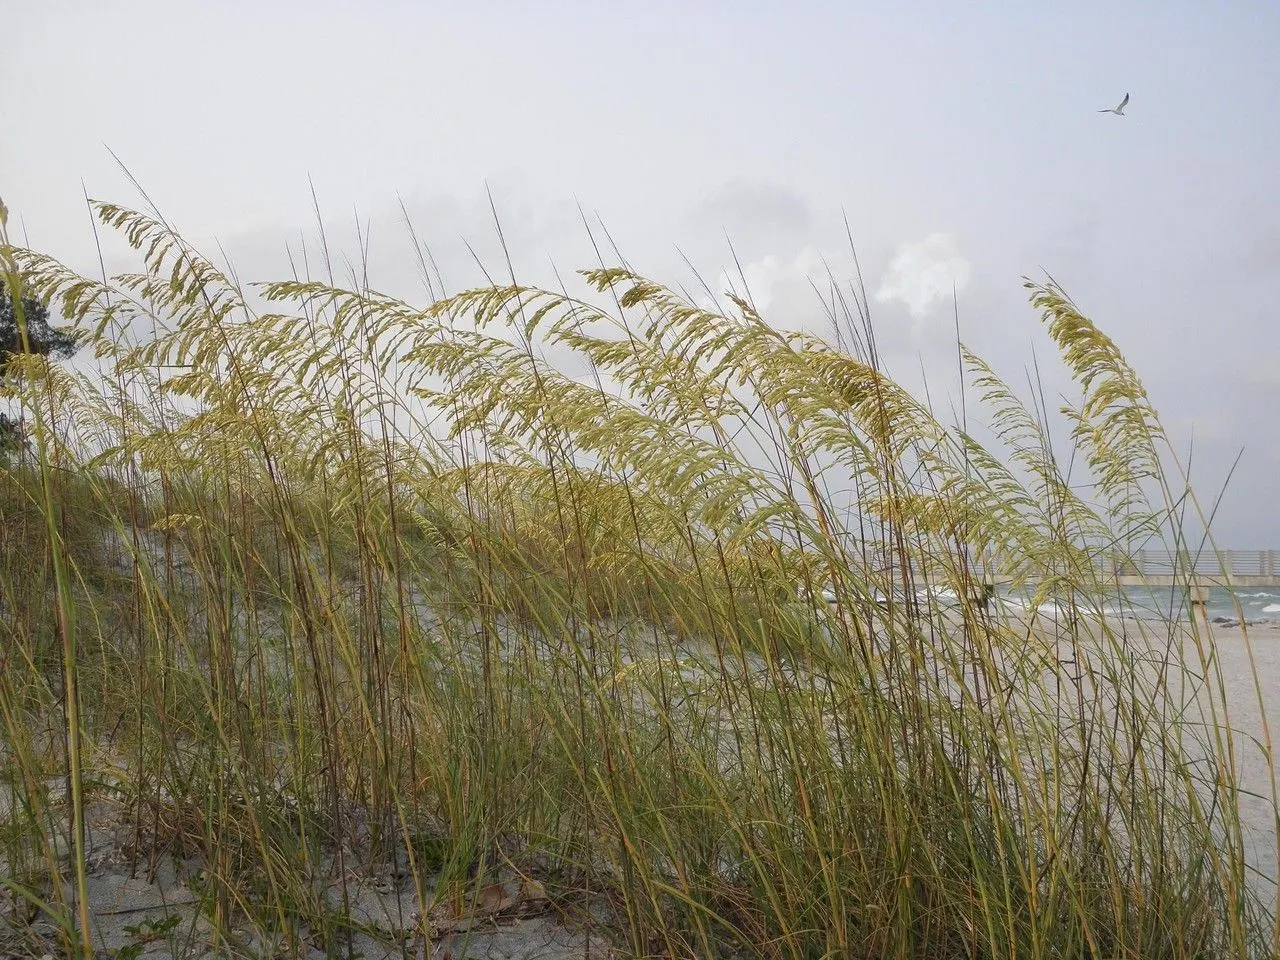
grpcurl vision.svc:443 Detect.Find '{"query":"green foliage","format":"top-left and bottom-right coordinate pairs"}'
top-left (0, 285), bottom-right (80, 363)
top-left (1, 285), bottom-right (81, 451)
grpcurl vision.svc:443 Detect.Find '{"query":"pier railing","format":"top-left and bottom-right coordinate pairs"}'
top-left (953, 549), bottom-right (1280, 586)
top-left (1115, 550), bottom-right (1278, 578)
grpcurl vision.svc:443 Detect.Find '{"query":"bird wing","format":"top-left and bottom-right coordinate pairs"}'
top-left (1118, 92), bottom-right (1130, 109)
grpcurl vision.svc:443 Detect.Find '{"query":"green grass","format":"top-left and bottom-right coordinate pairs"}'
top-left (1, 196), bottom-right (1277, 958)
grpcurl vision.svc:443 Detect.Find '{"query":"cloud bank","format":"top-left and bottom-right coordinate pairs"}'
top-left (874, 233), bottom-right (971, 320)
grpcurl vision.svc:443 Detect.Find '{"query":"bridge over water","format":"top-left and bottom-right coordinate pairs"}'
top-left (966, 550), bottom-right (1280, 589)
top-left (1109, 550), bottom-right (1280, 588)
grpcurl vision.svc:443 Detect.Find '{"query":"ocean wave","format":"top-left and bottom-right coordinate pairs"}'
top-left (1264, 603), bottom-right (1280, 614)
top-left (994, 596), bottom-right (1069, 616)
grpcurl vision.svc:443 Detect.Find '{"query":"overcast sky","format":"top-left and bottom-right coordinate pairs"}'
top-left (4, 1), bottom-right (1279, 545)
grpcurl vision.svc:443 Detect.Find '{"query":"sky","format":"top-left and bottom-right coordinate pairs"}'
top-left (3, 0), bottom-right (1279, 545)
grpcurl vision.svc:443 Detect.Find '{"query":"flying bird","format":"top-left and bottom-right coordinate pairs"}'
top-left (1098, 92), bottom-right (1130, 116)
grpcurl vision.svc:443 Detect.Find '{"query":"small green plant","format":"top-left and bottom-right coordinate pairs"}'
top-left (114, 913), bottom-right (183, 960)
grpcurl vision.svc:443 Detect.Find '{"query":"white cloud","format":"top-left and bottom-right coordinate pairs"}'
top-left (874, 232), bottom-right (971, 320)
top-left (701, 246), bottom-right (842, 329)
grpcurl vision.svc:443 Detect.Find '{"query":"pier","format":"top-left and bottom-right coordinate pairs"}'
top-left (963, 550), bottom-right (1280, 589)
top-left (1108, 550), bottom-right (1280, 589)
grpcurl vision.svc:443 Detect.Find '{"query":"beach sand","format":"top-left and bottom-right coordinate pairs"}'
top-left (1187, 619), bottom-right (1280, 897)
top-left (5, 612), bottom-right (1280, 956)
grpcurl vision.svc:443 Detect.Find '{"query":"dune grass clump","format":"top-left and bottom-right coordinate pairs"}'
top-left (1, 197), bottom-right (1277, 959)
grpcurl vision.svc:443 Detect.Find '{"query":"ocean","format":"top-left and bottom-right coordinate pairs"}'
top-left (991, 585), bottom-right (1280, 625)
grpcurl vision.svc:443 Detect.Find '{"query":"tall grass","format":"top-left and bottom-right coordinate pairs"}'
top-left (1, 197), bottom-right (1276, 958)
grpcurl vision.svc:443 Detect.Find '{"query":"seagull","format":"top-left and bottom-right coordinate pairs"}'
top-left (1098, 92), bottom-right (1130, 116)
